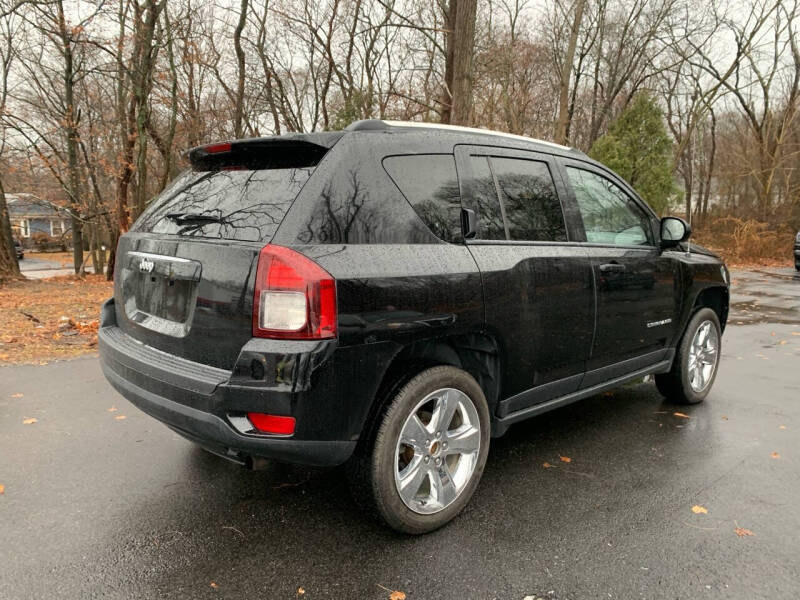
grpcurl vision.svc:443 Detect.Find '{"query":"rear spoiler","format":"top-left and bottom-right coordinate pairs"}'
top-left (185, 132), bottom-right (344, 171)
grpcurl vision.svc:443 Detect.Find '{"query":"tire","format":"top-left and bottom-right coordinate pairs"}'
top-left (655, 307), bottom-right (722, 404)
top-left (348, 366), bottom-right (490, 534)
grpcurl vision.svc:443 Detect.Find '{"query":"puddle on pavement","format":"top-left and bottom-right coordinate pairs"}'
top-left (729, 268), bottom-right (800, 325)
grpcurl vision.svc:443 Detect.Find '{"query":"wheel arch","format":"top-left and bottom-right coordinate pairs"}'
top-left (354, 333), bottom-right (501, 452)
top-left (691, 286), bottom-right (729, 332)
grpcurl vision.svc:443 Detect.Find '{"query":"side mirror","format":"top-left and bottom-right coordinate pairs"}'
top-left (461, 208), bottom-right (477, 240)
top-left (660, 216), bottom-right (691, 248)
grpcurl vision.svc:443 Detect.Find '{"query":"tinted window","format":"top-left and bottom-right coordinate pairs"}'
top-left (566, 167), bottom-right (652, 246)
top-left (383, 155), bottom-right (462, 243)
top-left (291, 143), bottom-right (435, 245)
top-left (467, 156), bottom-right (506, 240)
top-left (135, 168), bottom-right (312, 242)
top-left (489, 157), bottom-right (566, 241)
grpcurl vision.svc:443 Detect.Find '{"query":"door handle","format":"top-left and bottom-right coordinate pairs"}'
top-left (461, 208), bottom-right (477, 240)
top-left (599, 262), bottom-right (626, 273)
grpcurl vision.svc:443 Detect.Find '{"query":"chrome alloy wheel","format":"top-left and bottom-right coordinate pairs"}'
top-left (394, 388), bottom-right (481, 515)
top-left (687, 320), bottom-right (719, 392)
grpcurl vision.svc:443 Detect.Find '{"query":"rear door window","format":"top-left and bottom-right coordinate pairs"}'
top-left (465, 154), bottom-right (566, 242)
top-left (134, 168), bottom-right (314, 242)
top-left (382, 154), bottom-right (462, 243)
top-left (465, 156), bottom-right (507, 240)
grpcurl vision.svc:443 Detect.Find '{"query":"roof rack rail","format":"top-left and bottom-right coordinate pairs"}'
top-left (345, 119), bottom-right (576, 152)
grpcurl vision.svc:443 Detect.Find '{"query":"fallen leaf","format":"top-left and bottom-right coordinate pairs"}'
top-left (11, 393), bottom-right (23, 398)
top-left (673, 412), bottom-right (690, 419)
top-left (559, 455), bottom-right (572, 463)
top-left (376, 583), bottom-right (406, 599)
top-left (296, 587), bottom-right (305, 596)
top-left (771, 451), bottom-right (780, 459)
top-left (791, 332), bottom-right (800, 336)
top-left (779, 425), bottom-right (787, 430)
top-left (115, 415), bottom-right (126, 421)
top-left (734, 526), bottom-right (755, 537)
top-left (770, 331), bottom-right (776, 336)
top-left (721, 415), bottom-right (729, 421)
top-left (22, 417), bottom-right (37, 425)
top-left (779, 340), bottom-right (787, 345)
top-left (692, 505), bottom-right (708, 514)
top-left (210, 582), bottom-right (219, 589)
top-left (0, 484), bottom-right (4, 494)
top-left (108, 406), bottom-right (118, 412)
top-left (542, 462), bottom-right (554, 469)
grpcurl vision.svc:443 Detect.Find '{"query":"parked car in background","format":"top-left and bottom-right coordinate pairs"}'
top-left (98, 120), bottom-right (730, 534)
top-left (14, 238), bottom-right (23, 260)
top-left (795, 230), bottom-right (800, 271)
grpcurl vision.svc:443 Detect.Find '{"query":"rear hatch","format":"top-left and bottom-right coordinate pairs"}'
top-left (113, 135), bottom-right (340, 370)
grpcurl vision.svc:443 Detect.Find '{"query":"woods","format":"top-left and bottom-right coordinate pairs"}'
top-left (0, 0), bottom-right (799, 279)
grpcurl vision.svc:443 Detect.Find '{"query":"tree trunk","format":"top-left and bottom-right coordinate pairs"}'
top-left (555, 0), bottom-right (586, 145)
top-left (701, 108), bottom-right (716, 219)
top-left (441, 0), bottom-right (477, 125)
top-left (439, 0), bottom-right (458, 124)
top-left (0, 177), bottom-right (21, 280)
top-left (449, 0), bottom-right (477, 126)
top-left (132, 0), bottom-right (165, 220)
top-left (233, 0), bottom-right (248, 138)
top-left (57, 0), bottom-right (84, 274)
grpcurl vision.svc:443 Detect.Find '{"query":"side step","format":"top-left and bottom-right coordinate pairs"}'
top-left (491, 357), bottom-right (673, 437)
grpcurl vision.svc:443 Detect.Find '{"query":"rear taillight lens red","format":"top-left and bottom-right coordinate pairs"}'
top-left (252, 245), bottom-right (337, 340)
top-left (247, 412), bottom-right (296, 435)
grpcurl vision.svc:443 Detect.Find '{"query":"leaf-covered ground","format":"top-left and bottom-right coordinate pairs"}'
top-left (0, 274), bottom-right (112, 365)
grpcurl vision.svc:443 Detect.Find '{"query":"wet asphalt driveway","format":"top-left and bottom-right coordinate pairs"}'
top-left (1, 268), bottom-right (799, 599)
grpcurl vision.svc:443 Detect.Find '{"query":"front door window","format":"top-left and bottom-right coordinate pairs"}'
top-left (565, 167), bottom-right (652, 246)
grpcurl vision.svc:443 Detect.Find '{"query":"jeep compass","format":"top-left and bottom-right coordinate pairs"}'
top-left (99, 120), bottom-right (729, 533)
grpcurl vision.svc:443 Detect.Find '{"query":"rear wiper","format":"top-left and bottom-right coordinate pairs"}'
top-left (165, 212), bottom-right (225, 225)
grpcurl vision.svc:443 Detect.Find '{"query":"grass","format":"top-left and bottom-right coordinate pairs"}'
top-left (689, 216), bottom-right (796, 268)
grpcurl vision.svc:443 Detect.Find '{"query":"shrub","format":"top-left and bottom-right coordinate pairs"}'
top-left (590, 95), bottom-right (677, 214)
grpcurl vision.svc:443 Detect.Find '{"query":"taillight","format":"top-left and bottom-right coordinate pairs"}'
top-left (252, 245), bottom-right (337, 339)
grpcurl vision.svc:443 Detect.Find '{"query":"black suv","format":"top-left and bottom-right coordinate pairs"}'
top-left (14, 238), bottom-right (23, 260)
top-left (99, 120), bottom-right (729, 533)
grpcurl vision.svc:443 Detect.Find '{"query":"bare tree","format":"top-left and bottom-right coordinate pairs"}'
top-left (681, 0), bottom-right (798, 219)
top-left (0, 2), bottom-right (20, 280)
top-left (554, 0), bottom-right (586, 144)
top-left (8, 0), bottom-right (105, 273)
top-left (131, 0), bottom-right (166, 219)
top-left (441, 0), bottom-right (478, 125)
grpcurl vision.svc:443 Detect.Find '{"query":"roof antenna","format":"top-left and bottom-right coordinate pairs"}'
top-left (686, 205), bottom-right (692, 256)
top-left (686, 136), bottom-right (695, 257)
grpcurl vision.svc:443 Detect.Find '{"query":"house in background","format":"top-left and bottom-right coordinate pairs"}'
top-left (7, 193), bottom-right (72, 249)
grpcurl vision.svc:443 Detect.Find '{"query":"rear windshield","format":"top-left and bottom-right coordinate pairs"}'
top-left (133, 167), bottom-right (314, 242)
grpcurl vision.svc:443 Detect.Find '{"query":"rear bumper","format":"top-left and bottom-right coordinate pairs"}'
top-left (98, 299), bottom-right (356, 467)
